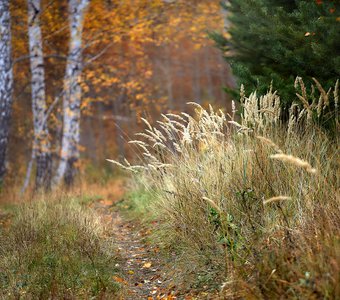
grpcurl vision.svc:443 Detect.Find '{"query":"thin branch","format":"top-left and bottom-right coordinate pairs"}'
top-left (85, 43), bottom-right (113, 65)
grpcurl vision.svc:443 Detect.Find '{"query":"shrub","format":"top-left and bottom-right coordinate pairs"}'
top-left (109, 79), bottom-right (339, 298)
top-left (212, 0), bottom-right (340, 105)
top-left (0, 196), bottom-right (120, 299)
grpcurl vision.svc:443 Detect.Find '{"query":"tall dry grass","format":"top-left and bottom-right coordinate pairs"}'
top-left (109, 79), bottom-right (339, 298)
top-left (0, 194), bottom-right (120, 299)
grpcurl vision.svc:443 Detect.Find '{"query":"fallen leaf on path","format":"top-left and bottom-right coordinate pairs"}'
top-left (100, 199), bottom-right (113, 206)
top-left (143, 262), bottom-right (152, 268)
top-left (112, 276), bottom-right (128, 285)
top-left (134, 282), bottom-right (143, 287)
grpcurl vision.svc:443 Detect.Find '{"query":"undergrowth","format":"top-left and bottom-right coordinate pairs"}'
top-left (0, 195), bottom-right (120, 299)
top-left (110, 78), bottom-right (340, 299)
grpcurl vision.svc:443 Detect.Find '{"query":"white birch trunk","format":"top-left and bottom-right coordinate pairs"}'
top-left (54, 0), bottom-right (89, 186)
top-left (220, 0), bottom-right (236, 93)
top-left (0, 0), bottom-right (13, 184)
top-left (27, 0), bottom-right (52, 190)
top-left (221, 1), bottom-right (231, 34)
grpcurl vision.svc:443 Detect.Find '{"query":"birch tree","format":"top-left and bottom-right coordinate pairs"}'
top-left (54, 0), bottom-right (89, 186)
top-left (0, 0), bottom-right (13, 185)
top-left (27, 0), bottom-right (52, 190)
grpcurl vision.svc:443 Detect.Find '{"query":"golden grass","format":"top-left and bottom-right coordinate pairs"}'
top-left (110, 79), bottom-right (340, 298)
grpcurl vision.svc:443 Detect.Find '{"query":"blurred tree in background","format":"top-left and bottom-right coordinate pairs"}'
top-left (1, 0), bottom-right (231, 190)
top-left (213, 0), bottom-right (340, 104)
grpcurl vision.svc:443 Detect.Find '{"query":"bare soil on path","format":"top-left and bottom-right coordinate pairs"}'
top-left (91, 180), bottom-right (180, 300)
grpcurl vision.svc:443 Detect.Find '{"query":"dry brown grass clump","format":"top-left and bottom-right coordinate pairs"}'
top-left (109, 79), bottom-right (340, 298)
top-left (0, 195), bottom-right (120, 299)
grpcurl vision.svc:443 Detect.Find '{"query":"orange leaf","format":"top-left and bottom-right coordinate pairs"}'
top-left (112, 276), bottom-right (128, 285)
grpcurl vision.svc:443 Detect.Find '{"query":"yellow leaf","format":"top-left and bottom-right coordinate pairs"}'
top-left (143, 262), bottom-right (152, 268)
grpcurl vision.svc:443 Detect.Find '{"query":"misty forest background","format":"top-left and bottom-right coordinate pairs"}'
top-left (1, 0), bottom-right (235, 193)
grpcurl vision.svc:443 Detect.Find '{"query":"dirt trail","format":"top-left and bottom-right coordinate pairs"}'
top-left (110, 210), bottom-right (174, 299)
top-left (92, 180), bottom-right (177, 300)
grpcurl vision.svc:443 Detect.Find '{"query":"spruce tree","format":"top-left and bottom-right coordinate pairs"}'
top-left (213, 0), bottom-right (340, 104)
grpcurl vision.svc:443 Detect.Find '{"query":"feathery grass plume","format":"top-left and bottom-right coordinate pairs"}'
top-left (187, 101), bottom-right (203, 109)
top-left (152, 142), bottom-right (167, 149)
top-left (231, 100), bottom-right (236, 119)
top-left (108, 85), bottom-right (339, 298)
top-left (228, 121), bottom-right (243, 128)
top-left (153, 128), bottom-right (167, 142)
top-left (182, 126), bottom-right (192, 144)
top-left (270, 153), bottom-right (317, 174)
top-left (295, 77), bottom-right (308, 101)
top-left (129, 165), bottom-right (148, 171)
top-left (325, 88), bottom-right (332, 109)
top-left (173, 143), bottom-right (182, 153)
top-left (141, 117), bottom-right (153, 130)
top-left (166, 113), bottom-right (187, 123)
top-left (128, 140), bottom-right (151, 155)
top-left (297, 108), bottom-right (307, 123)
top-left (287, 103), bottom-right (298, 136)
top-left (142, 152), bottom-right (159, 162)
top-left (296, 93), bottom-right (312, 116)
top-left (317, 94), bottom-right (324, 118)
top-left (161, 114), bottom-right (179, 132)
top-left (202, 197), bottom-right (222, 213)
top-left (313, 77), bottom-right (331, 112)
top-left (241, 88), bottom-right (281, 133)
top-left (170, 119), bottom-right (187, 131)
top-left (181, 112), bottom-right (192, 120)
top-left (294, 76), bottom-right (312, 120)
top-left (256, 136), bottom-right (282, 153)
top-left (135, 132), bottom-right (158, 144)
top-left (240, 84), bottom-right (245, 102)
top-left (106, 159), bottom-right (130, 170)
top-left (263, 196), bottom-right (292, 205)
top-left (145, 129), bottom-right (163, 142)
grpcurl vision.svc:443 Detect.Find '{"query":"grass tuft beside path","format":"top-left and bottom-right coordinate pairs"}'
top-left (0, 194), bottom-right (121, 299)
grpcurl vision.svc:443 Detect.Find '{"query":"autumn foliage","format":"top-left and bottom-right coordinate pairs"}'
top-left (5, 0), bottom-right (231, 190)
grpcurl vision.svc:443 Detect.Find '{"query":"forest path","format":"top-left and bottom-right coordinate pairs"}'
top-left (91, 179), bottom-right (178, 300)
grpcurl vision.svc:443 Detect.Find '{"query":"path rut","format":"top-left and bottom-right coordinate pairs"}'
top-left (92, 187), bottom-right (177, 299)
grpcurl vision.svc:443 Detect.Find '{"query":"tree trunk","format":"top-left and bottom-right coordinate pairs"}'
top-left (27, 0), bottom-right (52, 190)
top-left (98, 102), bottom-right (107, 160)
top-left (113, 90), bottom-right (126, 160)
top-left (221, 1), bottom-right (231, 34)
top-left (54, 0), bottom-right (89, 187)
top-left (221, 0), bottom-right (236, 90)
top-left (0, 0), bottom-right (13, 185)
